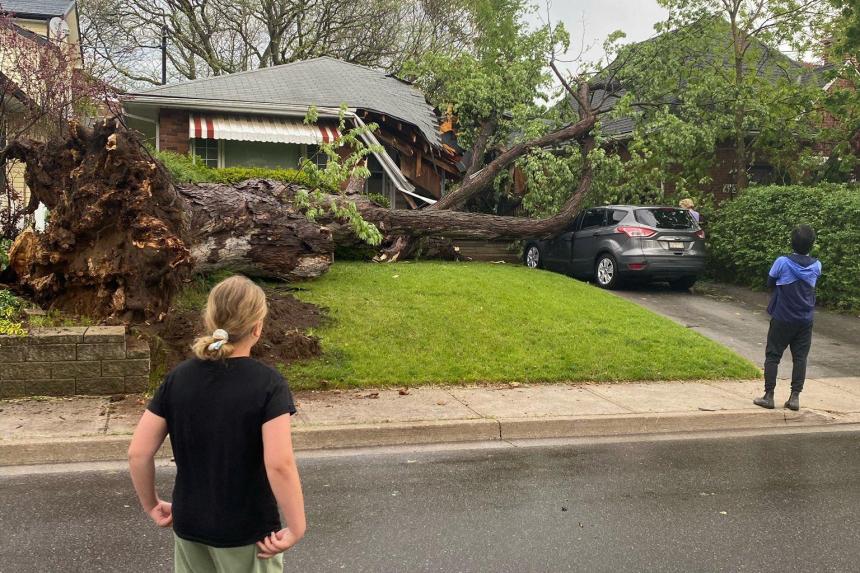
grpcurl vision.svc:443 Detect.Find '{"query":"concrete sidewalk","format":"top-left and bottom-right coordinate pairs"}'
top-left (2, 377), bottom-right (859, 465)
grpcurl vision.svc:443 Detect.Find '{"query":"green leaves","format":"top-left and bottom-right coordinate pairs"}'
top-left (403, 0), bottom-right (557, 151)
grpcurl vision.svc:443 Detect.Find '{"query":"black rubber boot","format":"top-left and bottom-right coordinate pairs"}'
top-left (753, 391), bottom-right (775, 409)
top-left (784, 391), bottom-right (800, 411)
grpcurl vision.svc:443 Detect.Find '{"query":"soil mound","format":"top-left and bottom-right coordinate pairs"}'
top-left (145, 286), bottom-right (323, 372)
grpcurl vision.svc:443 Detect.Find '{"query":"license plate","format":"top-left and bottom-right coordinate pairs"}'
top-left (669, 241), bottom-right (685, 250)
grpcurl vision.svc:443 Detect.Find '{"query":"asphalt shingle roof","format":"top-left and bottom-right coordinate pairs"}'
top-left (132, 56), bottom-right (442, 148)
top-left (1, 0), bottom-right (73, 18)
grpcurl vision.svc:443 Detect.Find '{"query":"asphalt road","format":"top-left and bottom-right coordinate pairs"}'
top-left (2, 432), bottom-right (860, 572)
top-left (613, 282), bottom-right (860, 379)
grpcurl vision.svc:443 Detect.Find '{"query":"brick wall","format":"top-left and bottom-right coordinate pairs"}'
top-left (159, 108), bottom-right (190, 154)
top-left (0, 326), bottom-right (150, 398)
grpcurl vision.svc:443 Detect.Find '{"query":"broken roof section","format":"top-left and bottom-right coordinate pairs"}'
top-left (130, 56), bottom-right (442, 149)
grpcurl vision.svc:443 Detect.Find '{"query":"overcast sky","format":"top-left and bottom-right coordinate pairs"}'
top-left (528, 0), bottom-right (669, 71)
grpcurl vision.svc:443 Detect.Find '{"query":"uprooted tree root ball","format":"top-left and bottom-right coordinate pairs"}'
top-left (3, 120), bottom-right (193, 320)
top-left (2, 120), bottom-right (335, 321)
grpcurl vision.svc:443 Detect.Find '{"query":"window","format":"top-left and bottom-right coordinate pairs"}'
top-left (580, 209), bottom-right (606, 230)
top-left (635, 208), bottom-right (694, 229)
top-left (364, 154), bottom-right (389, 201)
top-left (193, 138), bottom-right (219, 168)
top-left (610, 210), bottom-right (628, 224)
top-left (223, 141), bottom-right (299, 169)
top-left (566, 212), bottom-right (584, 232)
top-left (306, 145), bottom-right (328, 169)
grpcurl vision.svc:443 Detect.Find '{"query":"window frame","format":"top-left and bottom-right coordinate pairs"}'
top-left (580, 208), bottom-right (607, 230)
top-left (191, 138), bottom-right (222, 168)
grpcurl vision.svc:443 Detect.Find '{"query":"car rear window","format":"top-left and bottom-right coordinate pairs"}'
top-left (635, 208), bottom-right (695, 229)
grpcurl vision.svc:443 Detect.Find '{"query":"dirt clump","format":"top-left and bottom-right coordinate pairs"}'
top-left (141, 286), bottom-right (323, 373)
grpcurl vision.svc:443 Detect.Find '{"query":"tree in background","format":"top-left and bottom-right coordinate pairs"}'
top-left (78, 0), bottom-right (474, 87)
top-left (810, 0), bottom-right (860, 182)
top-left (592, 0), bottom-right (832, 206)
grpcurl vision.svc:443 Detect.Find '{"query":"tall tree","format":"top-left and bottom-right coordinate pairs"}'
top-left (605, 1), bottom-right (830, 196)
top-left (78, 0), bottom-right (474, 87)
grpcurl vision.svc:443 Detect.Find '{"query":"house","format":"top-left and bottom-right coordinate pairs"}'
top-left (1, 0), bottom-right (80, 49)
top-left (122, 57), bottom-right (464, 209)
top-left (0, 0), bottom-right (82, 234)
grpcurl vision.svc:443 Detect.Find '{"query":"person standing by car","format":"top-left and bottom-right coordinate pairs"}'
top-left (753, 225), bottom-right (822, 412)
top-left (679, 198), bottom-right (700, 222)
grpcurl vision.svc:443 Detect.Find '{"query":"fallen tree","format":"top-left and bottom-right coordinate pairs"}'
top-left (2, 95), bottom-right (597, 320)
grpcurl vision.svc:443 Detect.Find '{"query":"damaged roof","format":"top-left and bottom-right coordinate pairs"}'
top-left (130, 56), bottom-right (442, 148)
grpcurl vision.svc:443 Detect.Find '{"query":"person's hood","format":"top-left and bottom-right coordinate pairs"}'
top-left (785, 254), bottom-right (819, 286)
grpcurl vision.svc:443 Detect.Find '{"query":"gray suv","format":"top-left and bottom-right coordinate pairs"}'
top-left (523, 205), bottom-right (706, 290)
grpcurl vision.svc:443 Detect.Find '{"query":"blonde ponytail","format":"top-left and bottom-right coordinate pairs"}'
top-left (191, 275), bottom-right (268, 361)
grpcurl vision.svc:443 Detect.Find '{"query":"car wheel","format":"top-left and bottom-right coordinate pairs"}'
top-left (594, 254), bottom-right (620, 289)
top-left (669, 276), bottom-right (697, 291)
top-left (524, 244), bottom-right (542, 269)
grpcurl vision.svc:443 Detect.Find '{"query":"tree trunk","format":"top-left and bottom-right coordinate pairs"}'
top-left (2, 121), bottom-right (594, 321)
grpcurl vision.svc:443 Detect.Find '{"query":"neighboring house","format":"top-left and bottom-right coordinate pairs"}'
top-left (1, 0), bottom-right (79, 49)
top-left (122, 57), bottom-right (464, 209)
top-left (0, 0), bottom-right (81, 232)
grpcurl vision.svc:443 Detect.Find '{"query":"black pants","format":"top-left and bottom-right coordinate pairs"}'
top-left (764, 319), bottom-right (813, 393)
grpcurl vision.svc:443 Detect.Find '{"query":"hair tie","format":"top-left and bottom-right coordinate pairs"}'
top-left (207, 329), bottom-right (229, 351)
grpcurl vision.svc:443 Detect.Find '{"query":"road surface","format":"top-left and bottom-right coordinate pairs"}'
top-left (2, 431), bottom-right (860, 572)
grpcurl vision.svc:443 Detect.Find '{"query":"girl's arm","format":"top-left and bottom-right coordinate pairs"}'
top-left (128, 410), bottom-right (172, 527)
top-left (257, 413), bottom-right (306, 558)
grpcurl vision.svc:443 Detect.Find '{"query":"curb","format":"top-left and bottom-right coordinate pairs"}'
top-left (0, 409), bottom-right (851, 467)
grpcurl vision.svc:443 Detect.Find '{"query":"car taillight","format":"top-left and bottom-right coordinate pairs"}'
top-left (695, 229), bottom-right (705, 239)
top-left (617, 226), bottom-right (656, 238)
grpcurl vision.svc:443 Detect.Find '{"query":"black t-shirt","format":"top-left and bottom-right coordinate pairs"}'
top-left (147, 357), bottom-right (296, 547)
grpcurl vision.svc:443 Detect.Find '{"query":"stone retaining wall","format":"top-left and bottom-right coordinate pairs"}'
top-left (0, 326), bottom-right (150, 398)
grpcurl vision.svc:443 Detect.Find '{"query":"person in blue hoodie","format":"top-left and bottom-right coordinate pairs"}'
top-left (754, 225), bottom-right (822, 411)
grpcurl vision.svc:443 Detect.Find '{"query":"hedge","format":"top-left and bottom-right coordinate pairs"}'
top-left (155, 149), bottom-right (337, 192)
top-left (708, 185), bottom-right (860, 312)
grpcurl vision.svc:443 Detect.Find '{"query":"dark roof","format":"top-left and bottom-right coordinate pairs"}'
top-left (130, 56), bottom-right (442, 148)
top-left (1, 0), bottom-right (74, 19)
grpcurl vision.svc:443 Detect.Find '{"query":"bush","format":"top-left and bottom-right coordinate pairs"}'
top-left (708, 185), bottom-right (860, 312)
top-left (0, 288), bottom-right (26, 335)
top-left (153, 149), bottom-right (337, 192)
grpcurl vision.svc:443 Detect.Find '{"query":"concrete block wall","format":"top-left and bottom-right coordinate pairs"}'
top-left (0, 326), bottom-right (150, 398)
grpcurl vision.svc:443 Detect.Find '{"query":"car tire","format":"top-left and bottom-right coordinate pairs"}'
top-left (669, 276), bottom-right (697, 291)
top-left (594, 254), bottom-right (620, 289)
top-left (524, 244), bottom-right (543, 269)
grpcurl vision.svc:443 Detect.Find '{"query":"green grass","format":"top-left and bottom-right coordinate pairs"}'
top-left (284, 262), bottom-right (760, 389)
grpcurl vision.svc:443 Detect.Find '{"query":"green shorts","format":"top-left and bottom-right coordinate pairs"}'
top-left (174, 533), bottom-right (284, 573)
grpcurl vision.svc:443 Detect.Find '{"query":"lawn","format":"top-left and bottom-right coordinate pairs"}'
top-left (284, 262), bottom-right (760, 389)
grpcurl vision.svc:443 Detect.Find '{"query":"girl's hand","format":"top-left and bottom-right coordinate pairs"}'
top-left (147, 500), bottom-right (173, 527)
top-left (256, 528), bottom-right (301, 559)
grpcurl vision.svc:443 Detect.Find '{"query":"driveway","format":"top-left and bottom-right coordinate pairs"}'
top-left (613, 282), bottom-right (860, 379)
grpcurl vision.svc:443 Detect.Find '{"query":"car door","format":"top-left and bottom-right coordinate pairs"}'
top-left (571, 209), bottom-right (607, 276)
top-left (544, 213), bottom-right (583, 271)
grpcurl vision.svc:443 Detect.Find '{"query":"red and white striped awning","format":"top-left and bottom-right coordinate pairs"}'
top-left (188, 114), bottom-right (340, 144)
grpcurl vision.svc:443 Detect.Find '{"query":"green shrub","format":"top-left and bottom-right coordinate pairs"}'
top-left (0, 238), bottom-right (11, 271)
top-left (153, 149), bottom-right (337, 193)
top-left (0, 289), bottom-right (26, 335)
top-left (708, 185), bottom-right (860, 312)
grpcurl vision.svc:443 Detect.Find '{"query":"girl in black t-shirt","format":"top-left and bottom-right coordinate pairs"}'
top-left (129, 275), bottom-right (306, 572)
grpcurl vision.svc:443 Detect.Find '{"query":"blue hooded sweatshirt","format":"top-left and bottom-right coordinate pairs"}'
top-left (767, 254), bottom-right (822, 325)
